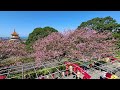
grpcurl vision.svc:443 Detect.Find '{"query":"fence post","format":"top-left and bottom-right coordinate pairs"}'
top-left (22, 64), bottom-right (24, 79)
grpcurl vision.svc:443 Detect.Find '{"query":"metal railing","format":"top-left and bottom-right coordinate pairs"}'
top-left (0, 58), bottom-right (119, 79)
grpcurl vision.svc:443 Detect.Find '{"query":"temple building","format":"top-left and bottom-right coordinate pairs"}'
top-left (10, 29), bottom-right (21, 41)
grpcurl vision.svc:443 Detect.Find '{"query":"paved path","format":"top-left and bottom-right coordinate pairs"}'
top-left (63, 75), bottom-right (76, 79)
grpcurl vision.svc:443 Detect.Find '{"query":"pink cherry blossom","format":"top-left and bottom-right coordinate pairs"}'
top-left (33, 28), bottom-right (117, 63)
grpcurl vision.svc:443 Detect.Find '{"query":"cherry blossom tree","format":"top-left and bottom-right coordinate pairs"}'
top-left (33, 28), bottom-right (117, 63)
top-left (68, 28), bottom-right (117, 60)
top-left (0, 40), bottom-right (27, 59)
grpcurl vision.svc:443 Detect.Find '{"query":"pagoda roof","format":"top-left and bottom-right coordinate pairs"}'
top-left (11, 29), bottom-right (19, 36)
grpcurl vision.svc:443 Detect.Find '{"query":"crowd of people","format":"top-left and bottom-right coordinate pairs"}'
top-left (35, 65), bottom-right (84, 79)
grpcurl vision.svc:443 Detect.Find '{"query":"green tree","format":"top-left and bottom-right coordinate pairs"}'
top-left (112, 32), bottom-right (120, 49)
top-left (25, 26), bottom-right (58, 52)
top-left (78, 16), bottom-right (120, 32)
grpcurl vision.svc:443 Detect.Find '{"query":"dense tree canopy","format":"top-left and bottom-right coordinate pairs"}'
top-left (26, 27), bottom-right (58, 45)
top-left (78, 16), bottom-right (120, 32)
top-left (112, 32), bottom-right (120, 49)
top-left (0, 40), bottom-right (27, 59)
top-left (33, 28), bottom-right (117, 63)
top-left (25, 26), bottom-right (58, 52)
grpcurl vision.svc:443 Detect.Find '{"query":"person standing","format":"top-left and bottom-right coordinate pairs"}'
top-left (62, 71), bottom-right (65, 78)
top-left (46, 75), bottom-right (49, 79)
top-left (100, 71), bottom-right (107, 79)
top-left (69, 66), bottom-right (73, 75)
top-left (65, 70), bottom-right (69, 77)
top-left (52, 73), bottom-right (55, 79)
top-left (77, 71), bottom-right (81, 79)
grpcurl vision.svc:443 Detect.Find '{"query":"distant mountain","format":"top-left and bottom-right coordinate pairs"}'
top-left (0, 37), bottom-right (10, 40)
top-left (20, 37), bottom-right (28, 40)
top-left (0, 36), bottom-right (28, 40)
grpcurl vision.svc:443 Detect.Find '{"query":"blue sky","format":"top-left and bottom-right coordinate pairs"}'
top-left (1, 11), bottom-right (120, 37)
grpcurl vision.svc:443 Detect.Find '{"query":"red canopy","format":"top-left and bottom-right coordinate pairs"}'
top-left (0, 75), bottom-right (6, 79)
top-left (64, 62), bottom-right (91, 79)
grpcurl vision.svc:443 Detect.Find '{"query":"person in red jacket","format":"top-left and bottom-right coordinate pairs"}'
top-left (106, 73), bottom-right (112, 79)
top-left (65, 70), bottom-right (69, 76)
top-left (52, 73), bottom-right (55, 79)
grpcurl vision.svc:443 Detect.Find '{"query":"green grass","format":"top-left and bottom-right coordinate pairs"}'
top-left (115, 51), bottom-right (120, 59)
